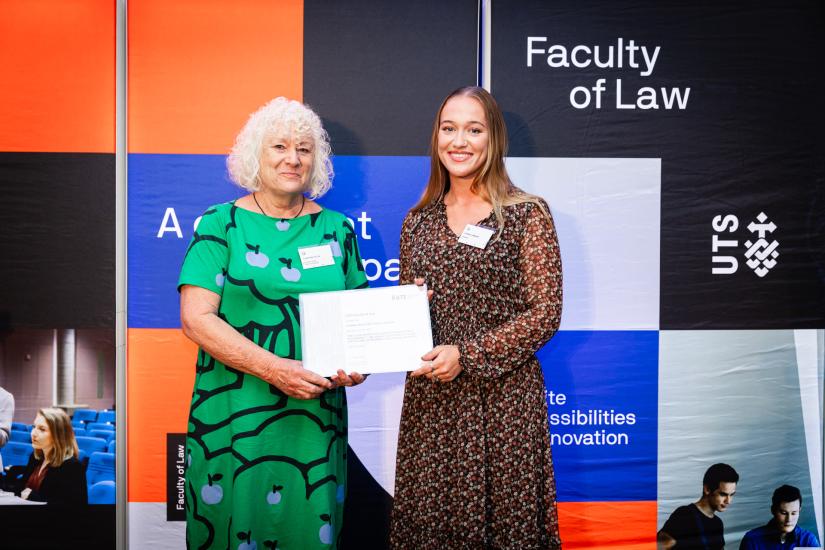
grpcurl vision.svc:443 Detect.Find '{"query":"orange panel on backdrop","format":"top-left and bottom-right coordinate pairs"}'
top-left (128, 0), bottom-right (303, 155)
top-left (557, 501), bottom-right (657, 549)
top-left (0, 0), bottom-right (115, 153)
top-left (128, 328), bottom-right (197, 502)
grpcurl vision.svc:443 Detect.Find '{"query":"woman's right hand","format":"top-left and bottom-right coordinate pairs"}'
top-left (181, 286), bottom-right (333, 399)
top-left (267, 358), bottom-right (333, 399)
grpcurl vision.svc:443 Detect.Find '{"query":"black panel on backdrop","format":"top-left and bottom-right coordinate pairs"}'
top-left (303, 0), bottom-right (479, 156)
top-left (0, 153), bottom-right (115, 329)
top-left (166, 433), bottom-right (187, 521)
top-left (2, 505), bottom-right (115, 550)
top-left (340, 445), bottom-right (392, 549)
top-left (491, 0), bottom-right (825, 328)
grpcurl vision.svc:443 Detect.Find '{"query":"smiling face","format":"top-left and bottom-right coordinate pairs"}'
top-left (437, 95), bottom-right (490, 186)
top-left (704, 481), bottom-right (736, 513)
top-left (258, 131), bottom-right (315, 197)
top-left (772, 499), bottom-right (801, 534)
top-left (30, 414), bottom-right (54, 455)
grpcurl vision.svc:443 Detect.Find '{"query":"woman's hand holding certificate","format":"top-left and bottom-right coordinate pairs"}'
top-left (299, 284), bottom-right (434, 376)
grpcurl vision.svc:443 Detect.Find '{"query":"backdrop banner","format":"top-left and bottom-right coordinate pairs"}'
top-left (490, 0), bottom-right (824, 547)
top-left (0, 1), bottom-right (117, 547)
top-left (127, 1), bottom-right (824, 549)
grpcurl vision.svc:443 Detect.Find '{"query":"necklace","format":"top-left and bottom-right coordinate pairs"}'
top-left (253, 192), bottom-right (305, 219)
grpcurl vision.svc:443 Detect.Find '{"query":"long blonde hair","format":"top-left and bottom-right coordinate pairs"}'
top-left (34, 407), bottom-right (79, 467)
top-left (412, 86), bottom-right (548, 230)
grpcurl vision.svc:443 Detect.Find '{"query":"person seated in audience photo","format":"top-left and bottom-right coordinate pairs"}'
top-left (658, 463), bottom-right (739, 549)
top-left (740, 484), bottom-right (821, 550)
top-left (15, 407), bottom-right (87, 505)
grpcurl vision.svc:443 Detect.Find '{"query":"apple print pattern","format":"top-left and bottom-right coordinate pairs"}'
top-left (179, 202), bottom-right (367, 549)
top-left (266, 485), bottom-right (284, 505)
top-left (278, 258), bottom-right (301, 282)
top-left (216, 269), bottom-right (226, 288)
top-left (201, 473), bottom-right (224, 504)
top-left (246, 244), bottom-right (270, 268)
top-left (237, 530), bottom-right (257, 550)
top-left (318, 514), bottom-right (333, 545)
top-left (390, 201), bottom-right (563, 549)
top-left (322, 231), bottom-right (342, 258)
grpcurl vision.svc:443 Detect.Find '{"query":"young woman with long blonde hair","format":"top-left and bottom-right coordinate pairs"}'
top-left (390, 86), bottom-right (563, 549)
top-left (19, 407), bottom-right (87, 504)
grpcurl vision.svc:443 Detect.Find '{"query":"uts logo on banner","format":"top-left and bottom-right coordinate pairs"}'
top-left (712, 212), bottom-right (779, 277)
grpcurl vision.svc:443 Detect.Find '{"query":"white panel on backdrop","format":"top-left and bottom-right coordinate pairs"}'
top-left (129, 503), bottom-right (185, 549)
top-left (506, 157), bottom-right (661, 330)
top-left (346, 371), bottom-right (407, 495)
top-left (794, 329), bottom-right (824, 541)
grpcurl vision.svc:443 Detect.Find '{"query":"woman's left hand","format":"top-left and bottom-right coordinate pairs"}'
top-left (413, 277), bottom-right (434, 302)
top-left (330, 370), bottom-right (367, 388)
top-left (410, 345), bottom-right (462, 383)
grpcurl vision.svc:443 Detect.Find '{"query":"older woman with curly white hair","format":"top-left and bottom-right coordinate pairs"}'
top-left (178, 97), bottom-right (368, 549)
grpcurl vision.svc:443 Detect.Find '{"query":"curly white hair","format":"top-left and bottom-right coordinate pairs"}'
top-left (226, 97), bottom-right (333, 198)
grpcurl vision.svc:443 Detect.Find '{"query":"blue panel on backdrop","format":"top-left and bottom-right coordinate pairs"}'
top-left (128, 153), bottom-right (428, 327)
top-left (319, 155), bottom-right (428, 286)
top-left (539, 330), bottom-right (658, 502)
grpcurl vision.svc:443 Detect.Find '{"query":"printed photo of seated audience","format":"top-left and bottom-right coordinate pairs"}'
top-left (658, 463), bottom-right (823, 550)
top-left (0, 328), bottom-right (116, 506)
top-left (659, 330), bottom-right (824, 550)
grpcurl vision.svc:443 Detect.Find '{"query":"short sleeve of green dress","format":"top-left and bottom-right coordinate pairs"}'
top-left (178, 201), bottom-right (368, 550)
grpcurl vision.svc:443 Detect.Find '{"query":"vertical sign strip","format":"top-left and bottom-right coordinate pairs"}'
top-left (794, 329), bottom-right (824, 541)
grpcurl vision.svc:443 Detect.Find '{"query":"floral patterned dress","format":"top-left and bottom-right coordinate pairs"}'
top-left (178, 201), bottom-right (367, 550)
top-left (390, 199), bottom-right (563, 550)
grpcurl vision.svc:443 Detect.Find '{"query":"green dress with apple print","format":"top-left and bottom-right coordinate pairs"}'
top-left (178, 201), bottom-right (367, 550)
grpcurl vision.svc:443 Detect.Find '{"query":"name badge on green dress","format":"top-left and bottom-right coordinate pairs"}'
top-left (298, 244), bottom-right (335, 269)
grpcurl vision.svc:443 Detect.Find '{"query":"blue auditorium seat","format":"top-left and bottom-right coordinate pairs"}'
top-left (86, 422), bottom-right (115, 432)
top-left (97, 410), bottom-right (116, 424)
top-left (0, 441), bottom-right (32, 468)
top-left (86, 452), bottom-right (115, 487)
top-left (89, 430), bottom-right (115, 444)
top-left (107, 440), bottom-right (116, 454)
top-left (76, 436), bottom-right (108, 455)
top-left (11, 422), bottom-right (28, 431)
top-left (72, 409), bottom-right (98, 425)
top-left (88, 480), bottom-right (116, 504)
top-left (10, 430), bottom-right (30, 443)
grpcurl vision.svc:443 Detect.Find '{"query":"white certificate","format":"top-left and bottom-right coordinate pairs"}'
top-left (299, 284), bottom-right (433, 376)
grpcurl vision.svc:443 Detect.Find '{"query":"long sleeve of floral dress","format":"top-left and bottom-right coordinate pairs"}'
top-left (457, 204), bottom-right (562, 379)
top-left (399, 201), bottom-right (563, 380)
